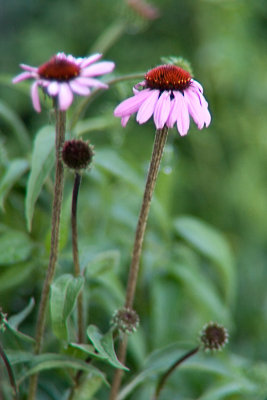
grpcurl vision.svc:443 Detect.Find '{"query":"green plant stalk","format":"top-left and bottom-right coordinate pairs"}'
top-left (153, 346), bottom-right (200, 400)
top-left (109, 126), bottom-right (169, 400)
top-left (71, 172), bottom-right (84, 344)
top-left (28, 109), bottom-right (66, 400)
top-left (0, 342), bottom-right (18, 399)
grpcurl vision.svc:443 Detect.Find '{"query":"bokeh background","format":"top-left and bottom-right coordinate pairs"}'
top-left (1, 0), bottom-right (267, 399)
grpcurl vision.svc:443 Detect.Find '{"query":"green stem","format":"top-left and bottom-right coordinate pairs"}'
top-left (71, 172), bottom-right (84, 343)
top-left (28, 109), bottom-right (66, 400)
top-left (153, 346), bottom-right (200, 400)
top-left (109, 126), bottom-right (169, 400)
top-left (0, 342), bottom-right (18, 399)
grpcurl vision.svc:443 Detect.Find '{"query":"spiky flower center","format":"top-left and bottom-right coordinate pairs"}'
top-left (145, 64), bottom-right (191, 91)
top-left (200, 322), bottom-right (229, 351)
top-left (62, 139), bottom-right (94, 170)
top-left (38, 56), bottom-right (80, 81)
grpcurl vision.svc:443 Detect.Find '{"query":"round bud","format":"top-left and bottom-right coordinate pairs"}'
top-left (200, 322), bottom-right (229, 351)
top-left (111, 307), bottom-right (140, 335)
top-left (62, 139), bottom-right (94, 170)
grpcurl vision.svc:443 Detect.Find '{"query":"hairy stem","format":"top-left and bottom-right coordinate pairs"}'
top-left (153, 346), bottom-right (200, 400)
top-left (71, 172), bottom-right (84, 343)
top-left (109, 126), bottom-right (169, 400)
top-left (28, 109), bottom-right (66, 400)
top-left (0, 342), bottom-right (18, 399)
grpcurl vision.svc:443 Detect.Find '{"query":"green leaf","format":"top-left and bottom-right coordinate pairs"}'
top-left (25, 125), bottom-right (55, 231)
top-left (17, 353), bottom-right (107, 385)
top-left (50, 274), bottom-right (84, 341)
top-left (83, 249), bottom-right (120, 277)
top-left (0, 229), bottom-right (33, 266)
top-left (69, 343), bottom-right (106, 361)
top-left (74, 115), bottom-right (117, 136)
top-left (87, 325), bottom-right (129, 370)
top-left (8, 297), bottom-right (35, 329)
top-left (94, 149), bottom-right (142, 191)
top-left (0, 158), bottom-right (29, 210)
top-left (0, 99), bottom-right (31, 150)
top-left (72, 373), bottom-right (104, 400)
top-left (174, 216), bottom-right (235, 304)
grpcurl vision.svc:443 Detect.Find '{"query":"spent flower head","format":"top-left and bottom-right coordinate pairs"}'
top-left (111, 307), bottom-right (140, 335)
top-left (13, 52), bottom-right (115, 112)
top-left (62, 139), bottom-right (94, 171)
top-left (114, 63), bottom-right (211, 136)
top-left (200, 322), bottom-right (229, 351)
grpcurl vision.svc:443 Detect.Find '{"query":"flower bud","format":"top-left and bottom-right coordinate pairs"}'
top-left (62, 139), bottom-right (94, 170)
top-left (111, 307), bottom-right (140, 335)
top-left (200, 322), bottom-right (229, 351)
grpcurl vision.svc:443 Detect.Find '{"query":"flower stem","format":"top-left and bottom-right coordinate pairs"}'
top-left (28, 109), bottom-right (66, 400)
top-left (0, 342), bottom-right (18, 399)
top-left (153, 346), bottom-right (200, 400)
top-left (71, 172), bottom-right (84, 343)
top-left (109, 126), bottom-right (169, 400)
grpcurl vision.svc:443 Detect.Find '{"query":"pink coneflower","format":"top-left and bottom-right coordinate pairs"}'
top-left (114, 64), bottom-right (211, 136)
top-left (13, 52), bottom-right (115, 112)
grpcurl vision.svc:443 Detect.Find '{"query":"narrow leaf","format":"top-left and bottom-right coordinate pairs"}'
top-left (50, 274), bottom-right (84, 341)
top-left (8, 298), bottom-right (35, 329)
top-left (87, 325), bottom-right (129, 370)
top-left (0, 229), bottom-right (33, 266)
top-left (72, 374), bottom-right (104, 400)
top-left (0, 158), bottom-right (29, 210)
top-left (25, 125), bottom-right (55, 231)
top-left (174, 216), bottom-right (235, 304)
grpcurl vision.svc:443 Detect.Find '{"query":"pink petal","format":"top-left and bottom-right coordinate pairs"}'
top-left (12, 71), bottom-right (33, 83)
top-left (20, 64), bottom-right (38, 73)
top-left (153, 91), bottom-right (171, 129)
top-left (166, 97), bottom-right (177, 128)
top-left (114, 89), bottom-right (151, 117)
top-left (81, 61), bottom-right (115, 77)
top-left (69, 80), bottom-right (90, 96)
top-left (31, 81), bottom-right (41, 112)
top-left (174, 92), bottom-right (190, 136)
top-left (121, 115), bottom-right (131, 127)
top-left (79, 53), bottom-right (102, 68)
top-left (47, 81), bottom-right (60, 96)
top-left (75, 76), bottom-right (108, 89)
top-left (190, 79), bottom-right (203, 93)
top-left (184, 89), bottom-right (204, 129)
top-left (136, 89), bottom-right (159, 124)
top-left (203, 106), bottom-right (211, 127)
top-left (58, 83), bottom-right (73, 110)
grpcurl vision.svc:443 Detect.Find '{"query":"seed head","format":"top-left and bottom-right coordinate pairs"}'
top-left (200, 322), bottom-right (229, 351)
top-left (111, 307), bottom-right (140, 335)
top-left (62, 139), bottom-right (94, 171)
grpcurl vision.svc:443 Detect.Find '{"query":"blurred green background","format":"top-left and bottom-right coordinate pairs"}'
top-left (1, 0), bottom-right (267, 399)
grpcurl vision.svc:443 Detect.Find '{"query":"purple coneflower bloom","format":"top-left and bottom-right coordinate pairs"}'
top-left (13, 52), bottom-right (115, 112)
top-left (114, 64), bottom-right (211, 136)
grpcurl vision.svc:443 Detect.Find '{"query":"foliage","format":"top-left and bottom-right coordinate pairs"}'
top-left (1, 0), bottom-right (267, 399)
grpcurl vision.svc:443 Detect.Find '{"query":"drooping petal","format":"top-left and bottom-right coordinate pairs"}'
top-left (114, 89), bottom-right (151, 117)
top-left (58, 83), bottom-right (73, 110)
top-left (121, 115), bottom-right (131, 127)
top-left (184, 89), bottom-right (204, 129)
top-left (47, 81), bottom-right (60, 96)
top-left (136, 89), bottom-right (159, 124)
top-left (69, 80), bottom-right (90, 96)
top-left (166, 96), bottom-right (178, 128)
top-left (81, 61), bottom-right (115, 77)
top-left (12, 71), bottom-right (34, 84)
top-left (174, 91), bottom-right (190, 136)
top-left (190, 79), bottom-right (203, 93)
top-left (31, 81), bottom-right (41, 112)
top-left (79, 53), bottom-right (102, 68)
top-left (19, 64), bottom-right (38, 73)
top-left (202, 105), bottom-right (211, 127)
top-left (153, 91), bottom-right (171, 129)
top-left (74, 76), bottom-right (108, 89)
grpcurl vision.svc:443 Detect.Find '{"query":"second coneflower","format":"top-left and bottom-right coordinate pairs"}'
top-left (110, 62), bottom-right (211, 400)
top-left (114, 63), bottom-right (211, 136)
